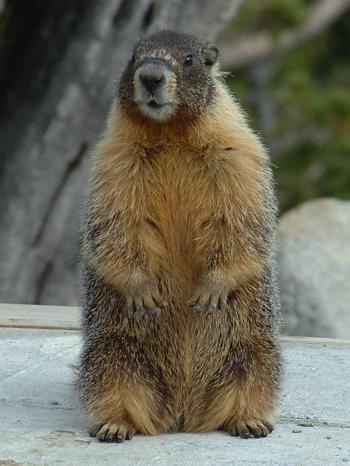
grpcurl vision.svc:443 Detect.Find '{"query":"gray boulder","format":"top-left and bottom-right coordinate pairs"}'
top-left (278, 198), bottom-right (350, 338)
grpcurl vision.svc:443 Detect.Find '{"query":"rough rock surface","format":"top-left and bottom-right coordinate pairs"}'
top-left (278, 198), bottom-right (350, 338)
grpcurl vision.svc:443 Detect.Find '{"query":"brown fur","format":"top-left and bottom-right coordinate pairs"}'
top-left (80, 31), bottom-right (281, 442)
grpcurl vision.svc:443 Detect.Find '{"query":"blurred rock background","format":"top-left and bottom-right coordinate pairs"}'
top-left (0, 0), bottom-right (349, 337)
top-left (279, 198), bottom-right (350, 337)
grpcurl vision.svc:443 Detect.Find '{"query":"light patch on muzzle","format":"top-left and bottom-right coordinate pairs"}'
top-left (134, 59), bottom-right (177, 121)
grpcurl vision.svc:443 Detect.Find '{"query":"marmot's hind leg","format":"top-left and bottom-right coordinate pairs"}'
top-left (220, 383), bottom-right (275, 439)
top-left (83, 370), bottom-right (169, 442)
top-left (184, 381), bottom-right (275, 438)
top-left (221, 339), bottom-right (280, 439)
top-left (80, 268), bottom-right (176, 440)
top-left (185, 336), bottom-right (280, 438)
top-left (80, 329), bottom-right (176, 441)
top-left (85, 383), bottom-right (138, 443)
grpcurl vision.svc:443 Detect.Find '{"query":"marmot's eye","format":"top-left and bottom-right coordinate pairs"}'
top-left (184, 55), bottom-right (193, 66)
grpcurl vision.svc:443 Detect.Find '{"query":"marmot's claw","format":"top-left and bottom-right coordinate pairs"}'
top-left (150, 307), bottom-right (162, 316)
top-left (127, 291), bottom-right (167, 317)
top-left (188, 290), bottom-right (228, 314)
top-left (127, 296), bottom-right (145, 317)
top-left (91, 422), bottom-right (136, 443)
top-left (193, 304), bottom-right (204, 314)
top-left (227, 418), bottom-right (274, 439)
top-left (217, 295), bottom-right (228, 312)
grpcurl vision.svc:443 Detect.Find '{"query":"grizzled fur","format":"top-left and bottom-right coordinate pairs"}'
top-left (79, 30), bottom-right (282, 442)
top-left (119, 30), bottom-right (219, 121)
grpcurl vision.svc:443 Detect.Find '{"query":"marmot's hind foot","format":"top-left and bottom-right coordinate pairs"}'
top-left (89, 422), bottom-right (136, 443)
top-left (227, 418), bottom-right (274, 439)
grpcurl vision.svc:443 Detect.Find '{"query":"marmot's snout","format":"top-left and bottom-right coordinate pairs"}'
top-left (138, 61), bottom-right (166, 94)
top-left (134, 59), bottom-right (176, 121)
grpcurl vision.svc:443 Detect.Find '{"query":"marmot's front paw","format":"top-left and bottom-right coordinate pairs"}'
top-left (187, 281), bottom-right (229, 314)
top-left (126, 281), bottom-right (167, 317)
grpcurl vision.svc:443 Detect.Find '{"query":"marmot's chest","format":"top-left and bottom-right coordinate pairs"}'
top-left (138, 148), bottom-right (230, 279)
top-left (143, 146), bottom-right (225, 216)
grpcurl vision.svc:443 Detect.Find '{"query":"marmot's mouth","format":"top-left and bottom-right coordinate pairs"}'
top-left (148, 100), bottom-right (162, 109)
top-left (137, 99), bottom-right (174, 121)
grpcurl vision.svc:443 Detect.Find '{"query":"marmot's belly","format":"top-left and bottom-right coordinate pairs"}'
top-left (144, 312), bottom-right (236, 427)
top-left (145, 221), bottom-right (207, 296)
top-left (141, 301), bottom-right (234, 380)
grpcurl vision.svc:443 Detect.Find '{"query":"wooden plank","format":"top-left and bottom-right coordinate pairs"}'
top-left (0, 303), bottom-right (80, 330)
top-left (281, 335), bottom-right (350, 346)
top-left (0, 303), bottom-right (350, 347)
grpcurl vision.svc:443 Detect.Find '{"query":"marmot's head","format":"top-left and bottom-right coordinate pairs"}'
top-left (118, 30), bottom-right (221, 122)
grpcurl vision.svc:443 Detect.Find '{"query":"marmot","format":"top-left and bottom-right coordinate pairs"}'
top-left (79, 30), bottom-right (282, 442)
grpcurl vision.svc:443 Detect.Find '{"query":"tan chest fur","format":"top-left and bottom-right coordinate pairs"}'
top-left (132, 144), bottom-right (234, 286)
top-left (89, 86), bottom-right (268, 302)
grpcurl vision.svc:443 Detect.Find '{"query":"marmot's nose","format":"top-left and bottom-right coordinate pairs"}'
top-left (138, 65), bottom-right (165, 93)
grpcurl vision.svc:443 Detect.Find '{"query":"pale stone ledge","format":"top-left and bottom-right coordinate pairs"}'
top-left (0, 304), bottom-right (349, 465)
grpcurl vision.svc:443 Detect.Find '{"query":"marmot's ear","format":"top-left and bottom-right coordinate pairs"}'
top-left (202, 44), bottom-right (219, 66)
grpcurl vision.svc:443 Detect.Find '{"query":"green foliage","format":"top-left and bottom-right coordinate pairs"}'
top-left (227, 1), bottom-right (350, 212)
top-left (235, 0), bottom-right (309, 36)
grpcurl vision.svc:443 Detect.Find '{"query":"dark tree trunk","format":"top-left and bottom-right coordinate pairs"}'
top-left (0, 0), bottom-right (241, 304)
